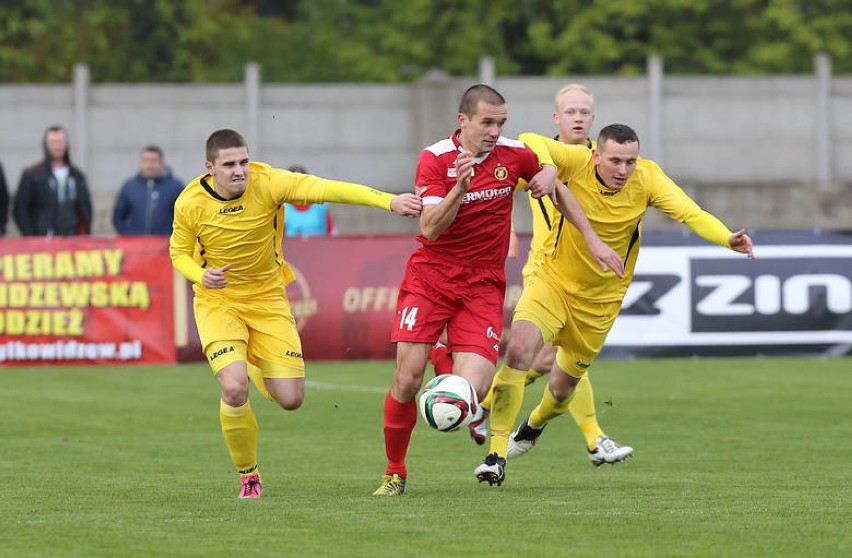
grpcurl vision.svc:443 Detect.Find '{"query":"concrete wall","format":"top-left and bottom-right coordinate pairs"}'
top-left (1, 57), bottom-right (850, 237)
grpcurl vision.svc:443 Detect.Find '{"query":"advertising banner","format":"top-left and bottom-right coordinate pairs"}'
top-left (1, 237), bottom-right (176, 365)
top-left (177, 230), bottom-right (852, 361)
top-left (284, 235), bottom-right (419, 360)
top-left (605, 231), bottom-right (852, 357)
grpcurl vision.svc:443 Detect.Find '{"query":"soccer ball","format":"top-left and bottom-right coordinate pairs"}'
top-left (418, 374), bottom-right (479, 432)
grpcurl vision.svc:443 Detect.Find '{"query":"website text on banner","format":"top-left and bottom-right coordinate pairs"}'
top-left (0, 237), bottom-right (176, 365)
top-left (173, 231), bottom-right (850, 361)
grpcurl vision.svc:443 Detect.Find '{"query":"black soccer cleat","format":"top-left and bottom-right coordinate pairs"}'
top-left (474, 452), bottom-right (506, 486)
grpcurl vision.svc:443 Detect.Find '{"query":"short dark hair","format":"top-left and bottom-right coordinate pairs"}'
top-left (206, 129), bottom-right (247, 163)
top-left (458, 84), bottom-right (506, 118)
top-left (42, 125), bottom-right (71, 164)
top-left (597, 124), bottom-right (639, 148)
top-left (142, 145), bottom-right (163, 158)
top-left (288, 164), bottom-right (307, 174)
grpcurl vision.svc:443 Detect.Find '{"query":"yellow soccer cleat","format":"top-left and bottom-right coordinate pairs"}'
top-left (372, 473), bottom-right (407, 496)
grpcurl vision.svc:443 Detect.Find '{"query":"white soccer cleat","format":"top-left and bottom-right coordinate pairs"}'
top-left (506, 417), bottom-right (544, 459)
top-left (588, 435), bottom-right (633, 466)
top-left (474, 452), bottom-right (506, 486)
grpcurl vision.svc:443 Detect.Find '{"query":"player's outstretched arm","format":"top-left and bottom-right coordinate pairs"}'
top-left (552, 182), bottom-right (625, 278)
top-left (729, 229), bottom-right (755, 259)
top-left (390, 193), bottom-right (422, 217)
top-left (525, 164), bottom-right (557, 199)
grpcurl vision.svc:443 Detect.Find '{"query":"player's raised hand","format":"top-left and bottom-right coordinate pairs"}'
top-left (587, 237), bottom-right (625, 278)
top-left (526, 164), bottom-right (557, 199)
top-left (454, 151), bottom-right (474, 193)
top-left (390, 193), bottom-right (422, 217)
top-left (729, 229), bottom-right (755, 259)
top-left (203, 264), bottom-right (231, 289)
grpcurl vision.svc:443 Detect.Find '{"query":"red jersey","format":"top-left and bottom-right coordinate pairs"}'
top-left (415, 130), bottom-right (541, 266)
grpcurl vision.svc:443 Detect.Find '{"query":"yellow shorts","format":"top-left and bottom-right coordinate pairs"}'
top-left (513, 270), bottom-right (620, 379)
top-left (194, 291), bottom-right (304, 379)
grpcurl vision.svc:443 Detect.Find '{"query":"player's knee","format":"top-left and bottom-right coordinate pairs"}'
top-left (219, 377), bottom-right (249, 407)
top-left (503, 338), bottom-right (536, 370)
top-left (549, 372), bottom-right (580, 401)
top-left (392, 369), bottom-right (423, 401)
top-left (266, 379), bottom-right (304, 410)
top-left (531, 345), bottom-right (556, 375)
top-left (274, 392), bottom-right (303, 411)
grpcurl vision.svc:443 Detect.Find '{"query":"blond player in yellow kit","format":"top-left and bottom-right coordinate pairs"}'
top-left (170, 129), bottom-right (421, 498)
top-left (475, 123), bottom-right (754, 485)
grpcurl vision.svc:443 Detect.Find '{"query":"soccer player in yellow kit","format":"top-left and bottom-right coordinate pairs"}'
top-left (481, 124), bottom-right (754, 482)
top-left (513, 84), bottom-right (634, 466)
top-left (170, 129), bottom-right (421, 498)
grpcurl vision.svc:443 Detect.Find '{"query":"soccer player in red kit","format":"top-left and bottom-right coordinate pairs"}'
top-left (373, 84), bottom-right (620, 495)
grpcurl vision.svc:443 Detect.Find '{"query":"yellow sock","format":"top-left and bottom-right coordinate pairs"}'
top-left (219, 399), bottom-right (259, 473)
top-left (568, 376), bottom-right (604, 449)
top-left (529, 381), bottom-right (575, 428)
top-left (247, 364), bottom-right (273, 401)
top-left (487, 364), bottom-right (527, 457)
top-left (524, 369), bottom-right (544, 386)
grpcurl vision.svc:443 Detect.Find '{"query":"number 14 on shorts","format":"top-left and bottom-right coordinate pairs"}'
top-left (399, 306), bottom-right (419, 331)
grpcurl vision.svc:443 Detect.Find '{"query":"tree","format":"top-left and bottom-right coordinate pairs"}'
top-left (0, 0), bottom-right (849, 83)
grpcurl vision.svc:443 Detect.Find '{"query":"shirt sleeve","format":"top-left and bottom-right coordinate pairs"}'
top-left (414, 151), bottom-right (449, 205)
top-left (645, 162), bottom-right (732, 248)
top-left (519, 132), bottom-right (558, 167)
top-left (270, 169), bottom-right (393, 211)
top-left (169, 200), bottom-right (206, 284)
top-left (518, 133), bottom-right (589, 180)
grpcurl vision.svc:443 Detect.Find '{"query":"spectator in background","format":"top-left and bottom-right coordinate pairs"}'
top-left (283, 165), bottom-right (338, 237)
top-left (13, 125), bottom-right (92, 236)
top-left (113, 145), bottom-right (184, 235)
top-left (0, 161), bottom-right (8, 236)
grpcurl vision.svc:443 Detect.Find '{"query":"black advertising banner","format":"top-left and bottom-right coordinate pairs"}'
top-left (603, 231), bottom-right (852, 357)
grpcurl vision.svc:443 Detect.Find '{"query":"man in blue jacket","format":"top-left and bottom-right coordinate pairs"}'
top-left (113, 145), bottom-right (184, 235)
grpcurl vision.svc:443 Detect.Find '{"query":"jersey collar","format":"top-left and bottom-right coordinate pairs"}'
top-left (451, 129), bottom-right (493, 164)
top-left (200, 175), bottom-right (245, 202)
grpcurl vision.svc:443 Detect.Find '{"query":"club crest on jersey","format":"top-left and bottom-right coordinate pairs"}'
top-left (493, 166), bottom-right (508, 181)
top-left (219, 205), bottom-right (244, 214)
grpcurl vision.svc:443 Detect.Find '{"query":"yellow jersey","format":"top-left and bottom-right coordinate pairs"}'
top-left (170, 162), bottom-right (394, 298)
top-left (521, 138), bottom-right (594, 279)
top-left (519, 132), bottom-right (733, 303)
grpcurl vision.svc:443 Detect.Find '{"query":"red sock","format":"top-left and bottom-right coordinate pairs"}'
top-left (383, 391), bottom-right (417, 477)
top-left (429, 342), bottom-right (454, 376)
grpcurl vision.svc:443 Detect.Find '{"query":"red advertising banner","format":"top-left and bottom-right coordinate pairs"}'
top-left (285, 235), bottom-right (419, 360)
top-left (177, 234), bottom-right (530, 362)
top-left (285, 235), bottom-right (529, 360)
top-left (1, 236), bottom-right (176, 366)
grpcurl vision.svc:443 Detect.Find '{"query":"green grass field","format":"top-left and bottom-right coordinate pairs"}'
top-left (1, 356), bottom-right (849, 557)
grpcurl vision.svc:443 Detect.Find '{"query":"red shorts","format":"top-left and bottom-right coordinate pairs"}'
top-left (391, 248), bottom-right (505, 364)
